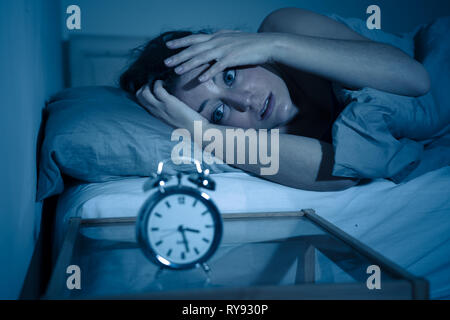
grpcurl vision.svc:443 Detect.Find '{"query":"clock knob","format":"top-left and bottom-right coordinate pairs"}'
top-left (188, 170), bottom-right (216, 191)
top-left (143, 172), bottom-right (172, 191)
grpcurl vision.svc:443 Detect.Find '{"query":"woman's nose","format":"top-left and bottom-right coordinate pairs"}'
top-left (226, 91), bottom-right (259, 113)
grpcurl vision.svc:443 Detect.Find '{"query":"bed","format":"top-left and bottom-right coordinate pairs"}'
top-left (39, 15), bottom-right (450, 299)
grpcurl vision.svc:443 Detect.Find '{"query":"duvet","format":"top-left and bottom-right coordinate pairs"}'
top-left (329, 15), bottom-right (450, 182)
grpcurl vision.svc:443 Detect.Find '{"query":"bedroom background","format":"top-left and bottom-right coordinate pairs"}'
top-left (1, 0), bottom-right (450, 299)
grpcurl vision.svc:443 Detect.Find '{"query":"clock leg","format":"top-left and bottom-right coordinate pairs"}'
top-left (154, 267), bottom-right (164, 280)
top-left (153, 267), bottom-right (165, 290)
top-left (200, 263), bottom-right (212, 286)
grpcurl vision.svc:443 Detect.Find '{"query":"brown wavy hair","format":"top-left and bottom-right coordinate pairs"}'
top-left (119, 30), bottom-right (212, 95)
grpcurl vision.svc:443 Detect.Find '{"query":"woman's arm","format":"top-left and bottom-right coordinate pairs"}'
top-left (259, 8), bottom-right (430, 96)
top-left (165, 11), bottom-right (430, 97)
top-left (202, 122), bottom-right (359, 191)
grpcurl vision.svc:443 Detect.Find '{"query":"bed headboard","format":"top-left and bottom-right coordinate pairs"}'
top-left (67, 35), bottom-right (149, 87)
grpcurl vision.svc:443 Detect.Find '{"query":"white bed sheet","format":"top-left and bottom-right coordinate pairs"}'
top-left (54, 167), bottom-right (450, 299)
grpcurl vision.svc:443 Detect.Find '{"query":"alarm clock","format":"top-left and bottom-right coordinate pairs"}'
top-left (136, 158), bottom-right (223, 270)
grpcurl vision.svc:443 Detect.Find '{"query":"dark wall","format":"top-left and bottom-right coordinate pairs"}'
top-left (0, 0), bottom-right (63, 299)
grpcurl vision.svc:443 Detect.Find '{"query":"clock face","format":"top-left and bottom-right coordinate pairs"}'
top-left (139, 188), bottom-right (221, 268)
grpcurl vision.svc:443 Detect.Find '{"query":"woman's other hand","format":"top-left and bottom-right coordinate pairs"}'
top-left (136, 80), bottom-right (209, 134)
top-left (164, 30), bottom-right (276, 83)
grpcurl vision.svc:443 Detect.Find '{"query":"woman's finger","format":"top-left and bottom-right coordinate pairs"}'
top-left (153, 80), bottom-right (174, 103)
top-left (198, 58), bottom-right (230, 82)
top-left (175, 49), bottom-right (223, 75)
top-left (165, 41), bottom-right (212, 68)
top-left (137, 83), bottom-right (162, 106)
top-left (153, 80), bottom-right (190, 109)
top-left (166, 31), bottom-right (240, 49)
top-left (214, 29), bottom-right (242, 35)
top-left (166, 33), bottom-right (212, 49)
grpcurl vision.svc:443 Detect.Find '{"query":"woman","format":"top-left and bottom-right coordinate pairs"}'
top-left (120, 8), bottom-right (430, 191)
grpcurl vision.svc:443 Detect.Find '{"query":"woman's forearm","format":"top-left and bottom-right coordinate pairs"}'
top-left (198, 123), bottom-right (358, 191)
top-left (266, 32), bottom-right (430, 96)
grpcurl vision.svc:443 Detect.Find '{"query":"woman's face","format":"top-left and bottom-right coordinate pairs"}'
top-left (171, 64), bottom-right (299, 130)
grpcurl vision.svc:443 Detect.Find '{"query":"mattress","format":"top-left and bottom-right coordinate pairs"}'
top-left (54, 167), bottom-right (450, 299)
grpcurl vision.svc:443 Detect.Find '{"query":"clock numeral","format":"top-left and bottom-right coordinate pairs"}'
top-left (167, 249), bottom-right (172, 257)
top-left (201, 210), bottom-right (209, 216)
top-left (151, 227), bottom-right (159, 231)
top-left (155, 240), bottom-right (163, 246)
top-left (202, 238), bottom-right (210, 243)
top-left (192, 199), bottom-right (198, 207)
top-left (165, 201), bottom-right (171, 208)
top-left (154, 212), bottom-right (162, 218)
top-left (194, 247), bottom-right (200, 255)
top-left (178, 196), bottom-right (185, 205)
top-left (181, 252), bottom-right (186, 260)
top-left (205, 224), bottom-right (213, 228)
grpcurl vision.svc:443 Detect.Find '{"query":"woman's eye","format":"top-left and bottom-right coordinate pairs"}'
top-left (223, 69), bottom-right (236, 87)
top-left (212, 104), bottom-right (225, 123)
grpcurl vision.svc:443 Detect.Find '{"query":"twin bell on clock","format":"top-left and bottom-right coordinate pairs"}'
top-left (136, 157), bottom-right (223, 270)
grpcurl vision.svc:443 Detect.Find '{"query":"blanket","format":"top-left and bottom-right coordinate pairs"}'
top-left (328, 15), bottom-right (450, 182)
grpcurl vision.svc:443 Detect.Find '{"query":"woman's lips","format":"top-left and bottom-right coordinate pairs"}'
top-left (260, 92), bottom-right (274, 121)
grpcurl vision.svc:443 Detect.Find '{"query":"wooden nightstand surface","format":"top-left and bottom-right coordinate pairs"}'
top-left (44, 209), bottom-right (428, 300)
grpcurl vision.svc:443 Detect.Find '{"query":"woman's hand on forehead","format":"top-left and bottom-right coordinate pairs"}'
top-left (164, 30), bottom-right (275, 83)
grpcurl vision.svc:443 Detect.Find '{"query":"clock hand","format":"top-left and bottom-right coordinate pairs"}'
top-left (177, 225), bottom-right (190, 253)
top-left (183, 227), bottom-right (200, 233)
top-left (160, 228), bottom-right (178, 232)
top-left (159, 229), bottom-right (179, 239)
